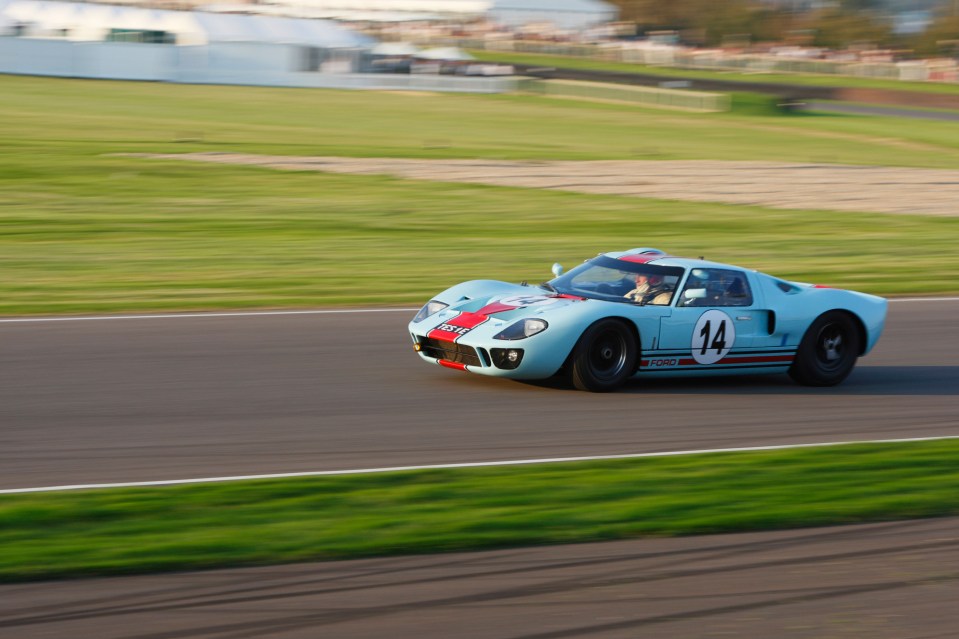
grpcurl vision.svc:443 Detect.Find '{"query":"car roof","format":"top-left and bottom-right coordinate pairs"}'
top-left (603, 249), bottom-right (747, 273)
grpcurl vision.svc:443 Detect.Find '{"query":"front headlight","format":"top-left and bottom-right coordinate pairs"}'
top-left (493, 318), bottom-right (548, 340)
top-left (413, 300), bottom-right (448, 323)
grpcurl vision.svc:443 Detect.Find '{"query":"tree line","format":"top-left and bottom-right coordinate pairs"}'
top-left (609, 0), bottom-right (959, 56)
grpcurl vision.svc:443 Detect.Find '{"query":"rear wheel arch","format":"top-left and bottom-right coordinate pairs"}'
top-left (811, 309), bottom-right (868, 355)
top-left (844, 311), bottom-right (868, 356)
top-left (789, 310), bottom-right (862, 386)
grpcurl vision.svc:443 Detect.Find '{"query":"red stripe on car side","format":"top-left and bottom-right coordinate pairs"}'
top-left (641, 354), bottom-right (795, 368)
top-left (676, 355), bottom-right (795, 366)
top-left (724, 355), bottom-right (795, 364)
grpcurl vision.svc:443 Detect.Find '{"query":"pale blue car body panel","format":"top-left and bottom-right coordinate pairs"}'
top-left (408, 250), bottom-right (887, 382)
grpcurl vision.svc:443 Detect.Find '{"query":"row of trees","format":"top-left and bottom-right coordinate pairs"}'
top-left (609, 0), bottom-right (959, 56)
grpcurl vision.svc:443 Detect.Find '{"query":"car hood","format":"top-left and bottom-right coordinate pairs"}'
top-left (448, 286), bottom-right (586, 323)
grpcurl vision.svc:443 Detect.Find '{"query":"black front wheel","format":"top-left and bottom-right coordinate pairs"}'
top-left (789, 311), bottom-right (861, 387)
top-left (570, 319), bottom-right (638, 392)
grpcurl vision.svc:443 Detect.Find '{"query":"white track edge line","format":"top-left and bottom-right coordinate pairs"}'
top-left (2, 435), bottom-right (956, 495)
top-left (0, 297), bottom-right (956, 323)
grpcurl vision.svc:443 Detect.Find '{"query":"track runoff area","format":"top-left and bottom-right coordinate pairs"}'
top-left (1, 297), bottom-right (956, 495)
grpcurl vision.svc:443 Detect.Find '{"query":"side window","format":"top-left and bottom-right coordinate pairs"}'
top-left (679, 269), bottom-right (753, 307)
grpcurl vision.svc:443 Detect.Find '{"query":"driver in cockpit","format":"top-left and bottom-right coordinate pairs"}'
top-left (624, 273), bottom-right (672, 305)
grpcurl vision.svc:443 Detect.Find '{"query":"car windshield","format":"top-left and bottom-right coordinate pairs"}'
top-left (548, 256), bottom-right (684, 305)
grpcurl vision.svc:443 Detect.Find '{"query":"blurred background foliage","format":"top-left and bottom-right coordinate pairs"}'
top-left (611, 0), bottom-right (959, 54)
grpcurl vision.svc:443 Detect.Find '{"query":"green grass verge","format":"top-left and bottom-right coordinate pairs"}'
top-left (4, 156), bottom-right (959, 313)
top-left (470, 49), bottom-right (959, 97)
top-left (2, 439), bottom-right (958, 582)
top-left (3, 74), bottom-right (959, 313)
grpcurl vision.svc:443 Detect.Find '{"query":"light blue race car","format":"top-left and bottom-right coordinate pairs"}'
top-left (408, 248), bottom-right (887, 392)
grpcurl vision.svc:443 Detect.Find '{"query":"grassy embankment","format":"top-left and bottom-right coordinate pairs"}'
top-left (2, 439), bottom-right (958, 582)
top-left (2, 74), bottom-right (959, 313)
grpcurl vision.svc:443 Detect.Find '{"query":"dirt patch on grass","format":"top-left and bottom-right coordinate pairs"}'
top-left (128, 153), bottom-right (959, 216)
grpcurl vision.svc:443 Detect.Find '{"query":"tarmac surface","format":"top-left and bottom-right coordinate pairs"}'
top-left (1, 516), bottom-right (957, 639)
top-left (1, 300), bottom-right (957, 490)
top-left (1, 300), bottom-right (957, 637)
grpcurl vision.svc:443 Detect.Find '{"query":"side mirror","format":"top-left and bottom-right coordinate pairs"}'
top-left (551, 263), bottom-right (564, 277)
top-left (683, 288), bottom-right (707, 300)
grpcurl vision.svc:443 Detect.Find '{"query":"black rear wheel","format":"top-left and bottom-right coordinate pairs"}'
top-left (789, 311), bottom-right (861, 387)
top-left (570, 319), bottom-right (638, 392)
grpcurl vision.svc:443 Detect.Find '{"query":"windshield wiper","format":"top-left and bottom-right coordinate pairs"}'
top-left (539, 281), bottom-right (557, 293)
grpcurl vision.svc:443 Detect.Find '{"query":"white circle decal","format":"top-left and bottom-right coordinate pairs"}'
top-left (691, 310), bottom-right (735, 365)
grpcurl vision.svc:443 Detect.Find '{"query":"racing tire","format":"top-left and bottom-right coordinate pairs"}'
top-left (570, 319), bottom-right (638, 392)
top-left (788, 311), bottom-right (861, 387)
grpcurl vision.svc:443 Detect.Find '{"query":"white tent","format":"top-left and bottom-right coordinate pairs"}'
top-left (415, 46), bottom-right (473, 60)
top-left (370, 41), bottom-right (418, 55)
top-left (193, 11), bottom-right (372, 47)
top-left (268, 0), bottom-right (488, 19)
top-left (0, 0), bottom-right (374, 46)
top-left (0, 0), bottom-right (19, 33)
top-left (227, 0), bottom-right (616, 29)
top-left (1, 0), bottom-right (205, 42)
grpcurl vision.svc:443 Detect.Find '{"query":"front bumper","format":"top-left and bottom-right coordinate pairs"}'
top-left (409, 327), bottom-right (567, 380)
top-left (413, 336), bottom-right (527, 371)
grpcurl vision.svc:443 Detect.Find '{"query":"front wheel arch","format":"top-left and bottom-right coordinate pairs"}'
top-left (568, 318), bottom-right (641, 392)
top-left (557, 317), bottom-right (642, 375)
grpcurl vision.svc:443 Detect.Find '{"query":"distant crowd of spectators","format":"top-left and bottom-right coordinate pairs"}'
top-left (355, 19), bottom-right (958, 83)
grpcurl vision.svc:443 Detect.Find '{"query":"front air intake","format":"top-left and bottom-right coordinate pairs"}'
top-left (417, 337), bottom-right (483, 367)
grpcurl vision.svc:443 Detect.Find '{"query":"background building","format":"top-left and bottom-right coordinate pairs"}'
top-left (0, 0), bottom-right (521, 90)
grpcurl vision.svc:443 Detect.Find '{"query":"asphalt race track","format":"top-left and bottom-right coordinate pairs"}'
top-left (1, 300), bottom-right (957, 638)
top-left (1, 300), bottom-right (957, 490)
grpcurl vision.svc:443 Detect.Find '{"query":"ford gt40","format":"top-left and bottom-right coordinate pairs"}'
top-left (408, 248), bottom-right (887, 392)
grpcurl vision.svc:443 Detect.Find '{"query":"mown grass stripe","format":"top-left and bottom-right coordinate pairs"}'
top-left (1, 439), bottom-right (958, 583)
top-left (3, 436), bottom-right (957, 495)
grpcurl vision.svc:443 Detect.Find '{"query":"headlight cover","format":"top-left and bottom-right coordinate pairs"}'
top-left (413, 300), bottom-right (448, 323)
top-left (493, 318), bottom-right (548, 340)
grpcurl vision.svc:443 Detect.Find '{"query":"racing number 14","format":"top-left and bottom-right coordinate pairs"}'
top-left (699, 320), bottom-right (727, 355)
top-left (691, 310), bottom-right (735, 365)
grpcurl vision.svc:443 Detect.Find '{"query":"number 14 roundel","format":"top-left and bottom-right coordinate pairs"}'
top-left (692, 310), bottom-right (736, 365)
